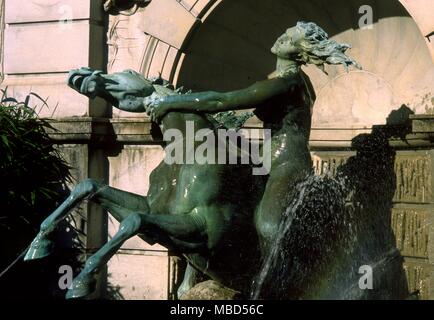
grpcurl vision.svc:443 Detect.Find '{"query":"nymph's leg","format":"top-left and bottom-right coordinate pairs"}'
top-left (254, 162), bottom-right (310, 256)
top-left (25, 179), bottom-right (149, 260)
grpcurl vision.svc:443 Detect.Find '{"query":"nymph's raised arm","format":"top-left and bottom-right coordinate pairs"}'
top-left (150, 77), bottom-right (295, 114)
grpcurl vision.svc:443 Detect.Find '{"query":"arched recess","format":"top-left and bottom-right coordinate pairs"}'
top-left (173, 0), bottom-right (434, 144)
top-left (109, 0), bottom-right (434, 143)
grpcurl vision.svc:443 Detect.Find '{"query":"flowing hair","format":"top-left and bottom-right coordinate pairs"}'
top-left (293, 21), bottom-right (362, 72)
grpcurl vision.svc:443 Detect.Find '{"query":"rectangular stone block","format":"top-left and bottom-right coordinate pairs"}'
top-left (391, 207), bottom-right (431, 258)
top-left (412, 115), bottom-right (434, 133)
top-left (107, 252), bottom-right (169, 300)
top-left (5, 0), bottom-right (104, 24)
top-left (4, 21), bottom-right (105, 74)
top-left (402, 258), bottom-right (434, 300)
top-left (393, 151), bottom-right (434, 203)
top-left (139, 0), bottom-right (198, 49)
top-left (311, 151), bottom-right (355, 176)
top-left (1, 74), bottom-right (107, 118)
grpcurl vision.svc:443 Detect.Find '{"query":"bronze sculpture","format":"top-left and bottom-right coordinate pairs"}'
top-left (146, 21), bottom-right (361, 256)
top-left (24, 22), bottom-right (360, 299)
top-left (24, 68), bottom-right (259, 299)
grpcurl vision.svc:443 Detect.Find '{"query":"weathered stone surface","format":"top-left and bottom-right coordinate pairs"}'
top-left (110, 118), bottom-right (153, 142)
top-left (5, 0), bottom-right (104, 24)
top-left (5, 22), bottom-right (105, 74)
top-left (399, 0), bottom-right (434, 59)
top-left (148, 41), bottom-right (171, 78)
top-left (310, 129), bottom-right (372, 147)
top-left (312, 150), bottom-right (434, 204)
top-left (180, 280), bottom-right (241, 300)
top-left (162, 47), bottom-right (179, 81)
top-left (1, 74), bottom-right (96, 118)
top-left (139, 0), bottom-right (198, 49)
top-left (107, 252), bottom-right (170, 300)
top-left (402, 258), bottom-right (434, 300)
top-left (178, 0), bottom-right (198, 11)
top-left (391, 208), bottom-right (430, 258)
top-left (311, 151), bottom-right (355, 176)
top-left (412, 115), bottom-right (434, 133)
top-left (108, 12), bottom-right (151, 74)
top-left (394, 152), bottom-right (433, 203)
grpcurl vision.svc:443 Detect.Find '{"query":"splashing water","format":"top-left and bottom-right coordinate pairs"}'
top-left (250, 171), bottom-right (408, 300)
top-left (250, 174), bottom-right (350, 299)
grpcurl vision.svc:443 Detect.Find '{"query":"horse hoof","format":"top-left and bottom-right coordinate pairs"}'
top-left (66, 274), bottom-right (96, 299)
top-left (24, 234), bottom-right (54, 261)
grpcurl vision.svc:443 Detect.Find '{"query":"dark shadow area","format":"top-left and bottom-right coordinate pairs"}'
top-left (334, 104), bottom-right (414, 299)
top-left (0, 190), bottom-right (85, 300)
top-left (104, 0), bottom-right (151, 15)
top-left (0, 92), bottom-right (85, 299)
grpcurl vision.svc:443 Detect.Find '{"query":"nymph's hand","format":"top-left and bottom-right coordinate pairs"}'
top-left (144, 93), bottom-right (169, 122)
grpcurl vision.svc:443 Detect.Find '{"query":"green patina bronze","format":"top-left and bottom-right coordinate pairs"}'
top-left (24, 22), bottom-right (360, 299)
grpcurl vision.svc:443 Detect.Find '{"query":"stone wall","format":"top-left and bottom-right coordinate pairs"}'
top-left (1, 0), bottom-right (433, 299)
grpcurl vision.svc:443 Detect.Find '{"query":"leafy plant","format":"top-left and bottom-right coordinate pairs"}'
top-left (0, 89), bottom-right (83, 299)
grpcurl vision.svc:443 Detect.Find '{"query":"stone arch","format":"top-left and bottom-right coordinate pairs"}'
top-left (109, 0), bottom-right (434, 138)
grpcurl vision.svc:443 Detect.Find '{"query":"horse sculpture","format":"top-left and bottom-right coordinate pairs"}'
top-left (24, 68), bottom-right (260, 299)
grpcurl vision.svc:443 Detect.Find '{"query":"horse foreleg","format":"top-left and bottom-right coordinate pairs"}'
top-left (25, 179), bottom-right (149, 261)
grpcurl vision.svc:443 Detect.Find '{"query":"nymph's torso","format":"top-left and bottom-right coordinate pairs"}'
top-left (254, 72), bottom-right (315, 170)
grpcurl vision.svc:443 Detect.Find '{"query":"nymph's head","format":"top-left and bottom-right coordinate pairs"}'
top-left (271, 21), bottom-right (361, 72)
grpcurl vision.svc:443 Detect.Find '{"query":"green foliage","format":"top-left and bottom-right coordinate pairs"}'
top-left (0, 89), bottom-right (71, 235)
top-left (0, 89), bottom-right (81, 299)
